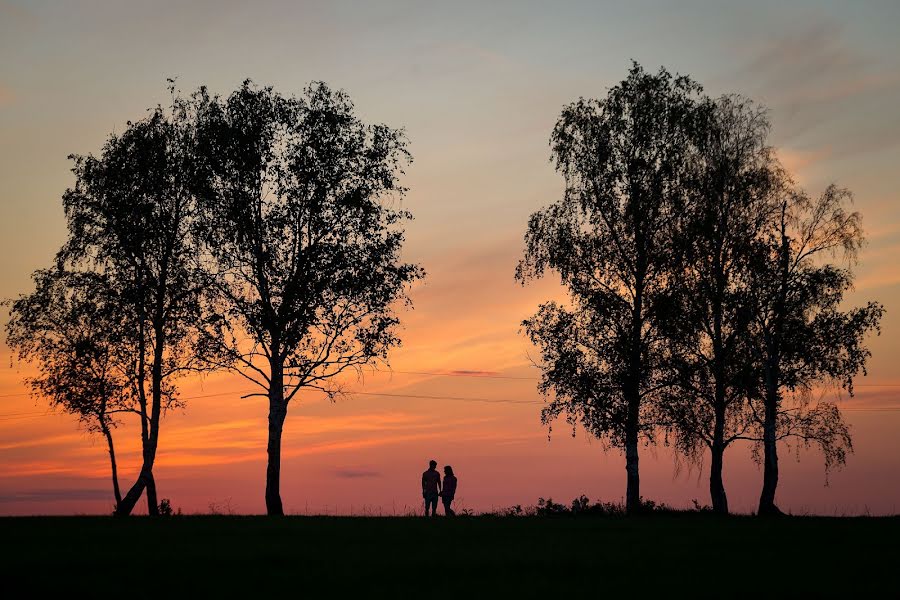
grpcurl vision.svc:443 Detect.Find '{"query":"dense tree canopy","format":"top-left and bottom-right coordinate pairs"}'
top-left (57, 96), bottom-right (214, 516)
top-left (193, 81), bottom-right (423, 515)
top-left (519, 63), bottom-right (884, 516)
top-left (748, 184), bottom-right (883, 514)
top-left (517, 63), bottom-right (703, 513)
top-left (658, 95), bottom-right (777, 514)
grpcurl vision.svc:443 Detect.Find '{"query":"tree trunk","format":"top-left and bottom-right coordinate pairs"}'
top-left (116, 321), bottom-right (165, 516)
top-left (709, 258), bottom-right (730, 515)
top-left (146, 471), bottom-right (159, 516)
top-left (116, 410), bottom-right (161, 516)
top-left (758, 370), bottom-right (783, 515)
top-left (624, 413), bottom-right (640, 514)
top-left (624, 370), bottom-right (641, 514)
top-left (625, 263), bottom-right (644, 516)
top-left (710, 407), bottom-right (729, 514)
top-left (115, 442), bottom-right (159, 516)
top-left (759, 204), bottom-right (788, 517)
top-left (116, 468), bottom-right (149, 516)
top-left (265, 362), bottom-right (287, 516)
top-left (101, 422), bottom-right (122, 508)
top-left (116, 411), bottom-right (153, 515)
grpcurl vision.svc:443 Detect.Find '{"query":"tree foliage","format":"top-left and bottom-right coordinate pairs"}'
top-left (749, 184), bottom-right (883, 514)
top-left (193, 80), bottom-right (423, 515)
top-left (517, 63), bottom-right (703, 513)
top-left (519, 63), bottom-right (884, 515)
top-left (658, 95), bottom-right (777, 513)
top-left (3, 65), bottom-right (886, 518)
top-left (6, 269), bottom-right (134, 508)
top-left (54, 91), bottom-right (215, 516)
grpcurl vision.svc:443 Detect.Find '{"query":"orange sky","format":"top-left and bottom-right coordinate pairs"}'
top-left (1, 0), bottom-right (899, 515)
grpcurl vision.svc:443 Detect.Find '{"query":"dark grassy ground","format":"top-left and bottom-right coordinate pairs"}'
top-left (2, 515), bottom-right (897, 597)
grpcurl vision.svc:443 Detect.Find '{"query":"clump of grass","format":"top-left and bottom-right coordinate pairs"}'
top-left (485, 495), bottom-right (714, 517)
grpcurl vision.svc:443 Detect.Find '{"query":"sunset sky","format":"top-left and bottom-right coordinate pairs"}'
top-left (1, 0), bottom-right (899, 516)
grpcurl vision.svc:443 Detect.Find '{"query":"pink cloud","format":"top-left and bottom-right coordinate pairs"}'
top-left (777, 146), bottom-right (834, 175)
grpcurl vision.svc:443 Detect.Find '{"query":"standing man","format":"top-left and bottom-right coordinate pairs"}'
top-left (422, 459), bottom-right (441, 517)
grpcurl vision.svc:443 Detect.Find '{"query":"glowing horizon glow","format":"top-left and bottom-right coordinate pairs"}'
top-left (1, 0), bottom-right (899, 515)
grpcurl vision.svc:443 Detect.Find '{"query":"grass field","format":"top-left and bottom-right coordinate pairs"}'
top-left (2, 515), bottom-right (897, 597)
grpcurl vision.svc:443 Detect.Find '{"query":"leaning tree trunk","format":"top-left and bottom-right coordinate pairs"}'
top-left (115, 404), bottom-right (161, 516)
top-left (265, 360), bottom-right (288, 516)
top-left (101, 421), bottom-right (122, 508)
top-left (115, 418), bottom-right (156, 516)
top-left (115, 451), bottom-right (159, 515)
top-left (758, 366), bottom-right (783, 515)
top-left (115, 428), bottom-right (160, 515)
top-left (116, 465), bottom-right (151, 515)
top-left (116, 322), bottom-right (165, 517)
top-left (146, 471), bottom-right (159, 516)
top-left (710, 405), bottom-right (729, 514)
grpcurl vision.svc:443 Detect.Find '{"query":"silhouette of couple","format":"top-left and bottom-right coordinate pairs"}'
top-left (421, 460), bottom-right (457, 517)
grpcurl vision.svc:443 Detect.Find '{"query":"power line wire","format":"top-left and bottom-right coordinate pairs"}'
top-left (6, 390), bottom-right (900, 419)
top-left (386, 370), bottom-right (538, 380)
top-left (0, 369), bottom-right (536, 398)
top-left (3, 372), bottom-right (899, 400)
top-left (350, 390), bottom-right (541, 405)
top-left (3, 374), bottom-right (900, 419)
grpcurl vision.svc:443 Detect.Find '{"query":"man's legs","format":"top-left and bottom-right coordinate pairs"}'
top-left (424, 493), bottom-right (438, 516)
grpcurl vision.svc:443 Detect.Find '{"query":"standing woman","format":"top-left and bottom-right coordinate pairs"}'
top-left (441, 465), bottom-right (458, 516)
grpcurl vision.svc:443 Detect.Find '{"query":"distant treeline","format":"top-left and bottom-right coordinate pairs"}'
top-left (5, 64), bottom-right (882, 517)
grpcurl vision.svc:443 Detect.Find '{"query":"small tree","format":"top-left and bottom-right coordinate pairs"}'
top-left (516, 64), bottom-right (701, 514)
top-left (194, 81), bottom-right (423, 515)
top-left (59, 92), bottom-right (212, 516)
top-left (658, 95), bottom-right (776, 514)
top-left (749, 184), bottom-right (883, 515)
top-left (6, 269), bottom-right (135, 510)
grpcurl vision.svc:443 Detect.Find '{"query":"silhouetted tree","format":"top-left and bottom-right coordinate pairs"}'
top-left (658, 96), bottom-right (776, 514)
top-left (59, 91), bottom-right (213, 516)
top-left (6, 269), bottom-right (135, 510)
top-left (749, 183), bottom-right (883, 515)
top-left (516, 64), bottom-right (702, 514)
top-left (194, 81), bottom-right (423, 515)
